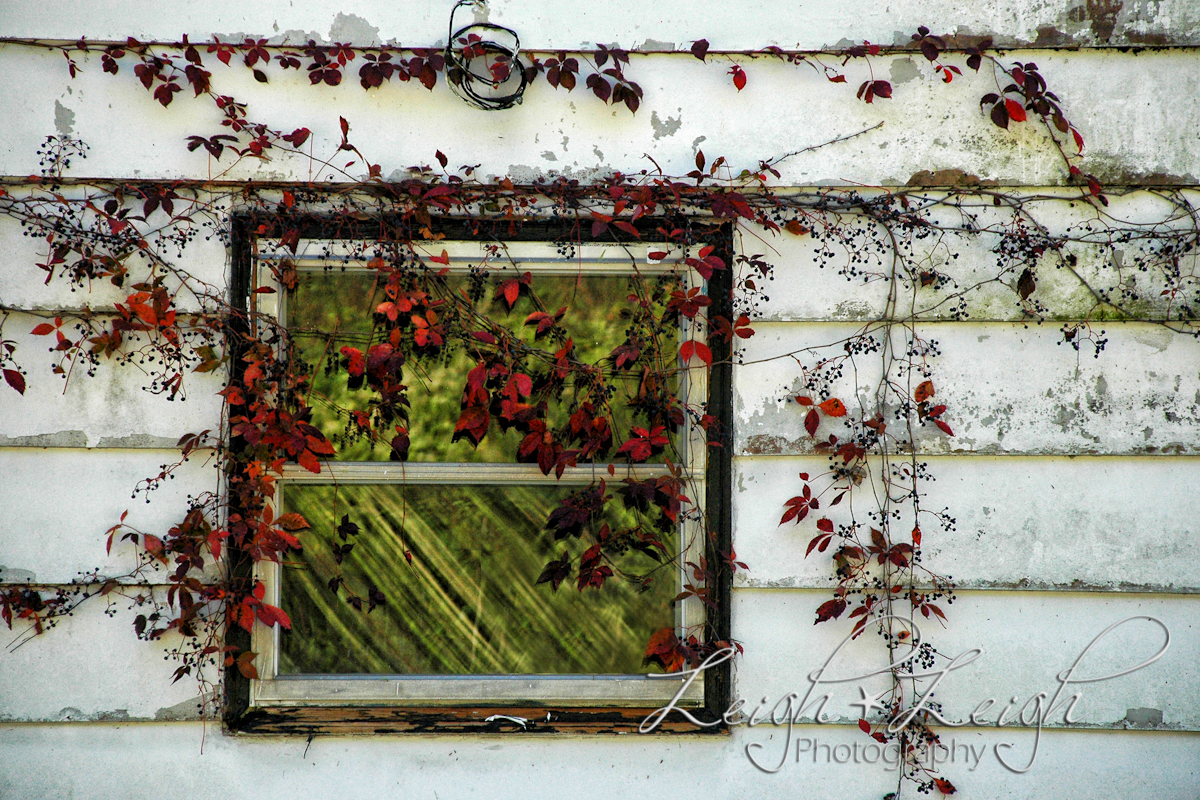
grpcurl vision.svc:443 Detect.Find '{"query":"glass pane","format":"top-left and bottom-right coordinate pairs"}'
top-left (288, 269), bottom-right (681, 463)
top-left (278, 483), bottom-right (678, 675)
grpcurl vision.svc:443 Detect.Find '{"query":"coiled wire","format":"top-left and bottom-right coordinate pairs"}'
top-left (445, 0), bottom-right (529, 110)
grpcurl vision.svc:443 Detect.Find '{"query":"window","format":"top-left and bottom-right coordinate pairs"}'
top-left (225, 216), bottom-right (731, 733)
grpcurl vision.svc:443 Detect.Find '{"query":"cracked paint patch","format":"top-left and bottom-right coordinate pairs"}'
top-left (889, 58), bottom-right (920, 84)
top-left (1124, 707), bottom-right (1164, 727)
top-left (155, 694), bottom-right (210, 721)
top-left (54, 100), bottom-right (75, 135)
top-left (329, 12), bottom-right (381, 46)
top-left (0, 566), bottom-right (36, 582)
top-left (650, 111), bottom-right (681, 140)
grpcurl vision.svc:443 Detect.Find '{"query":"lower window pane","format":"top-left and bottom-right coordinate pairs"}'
top-left (278, 483), bottom-right (677, 676)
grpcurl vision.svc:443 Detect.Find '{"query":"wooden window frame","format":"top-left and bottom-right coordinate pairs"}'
top-left (223, 212), bottom-right (733, 735)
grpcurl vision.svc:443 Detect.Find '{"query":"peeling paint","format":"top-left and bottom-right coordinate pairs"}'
top-left (540, 151), bottom-right (558, 162)
top-left (154, 695), bottom-right (208, 721)
top-left (734, 576), bottom-right (1200, 594)
top-left (906, 168), bottom-right (993, 187)
top-left (889, 58), bottom-right (920, 84)
top-left (0, 566), bottom-right (36, 582)
top-left (0, 431), bottom-right (88, 448)
top-left (95, 434), bottom-right (185, 448)
top-left (1124, 707), bottom-right (1165, 727)
top-left (53, 100), bottom-right (75, 135)
top-left (57, 707), bottom-right (131, 722)
top-left (329, 12), bottom-right (381, 46)
top-left (650, 111), bottom-right (681, 140)
top-left (637, 39), bottom-right (676, 51)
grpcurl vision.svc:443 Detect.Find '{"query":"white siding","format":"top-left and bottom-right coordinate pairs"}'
top-left (1, 1), bottom-right (1198, 797)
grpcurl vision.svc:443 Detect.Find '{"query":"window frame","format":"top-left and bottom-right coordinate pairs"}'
top-left (223, 213), bottom-right (732, 735)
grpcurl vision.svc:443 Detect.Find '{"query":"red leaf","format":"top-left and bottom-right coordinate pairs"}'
top-left (1071, 127), bottom-right (1084, 152)
top-left (643, 627), bottom-right (684, 672)
top-left (818, 398), bottom-right (847, 417)
top-left (690, 39), bottom-right (709, 61)
top-left (858, 718), bottom-right (871, 734)
top-left (795, 396), bottom-right (813, 406)
top-left (276, 512), bottom-right (310, 531)
top-left (234, 603), bottom-right (255, 633)
top-left (297, 449), bottom-right (321, 473)
top-left (804, 408), bottom-right (819, 437)
top-left (935, 419), bottom-right (954, 436)
top-left (914, 380), bottom-right (935, 403)
top-left (3, 369), bottom-right (25, 395)
top-left (679, 340), bottom-right (712, 365)
top-left (934, 777), bottom-right (957, 795)
top-left (815, 598), bottom-right (847, 624)
top-left (729, 65), bottom-right (747, 91)
top-left (256, 602), bottom-right (292, 630)
top-left (912, 526), bottom-right (922, 546)
top-left (31, 323), bottom-right (56, 336)
top-left (282, 127), bottom-right (311, 148)
top-left (1005, 98), bottom-right (1027, 123)
top-left (816, 518), bottom-right (834, 533)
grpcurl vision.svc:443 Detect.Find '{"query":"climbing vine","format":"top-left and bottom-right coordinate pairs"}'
top-left (1, 17), bottom-right (1197, 798)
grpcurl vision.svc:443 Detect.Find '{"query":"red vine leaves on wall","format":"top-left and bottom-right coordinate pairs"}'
top-left (0, 23), bottom-right (1197, 798)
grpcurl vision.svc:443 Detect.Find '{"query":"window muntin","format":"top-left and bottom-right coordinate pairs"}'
top-left (248, 238), bottom-right (709, 708)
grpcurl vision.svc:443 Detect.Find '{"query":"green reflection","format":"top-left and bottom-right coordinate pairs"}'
top-left (279, 483), bottom-right (677, 675)
top-left (288, 269), bottom-right (679, 462)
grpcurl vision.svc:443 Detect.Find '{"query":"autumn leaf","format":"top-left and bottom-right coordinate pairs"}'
top-left (256, 602), bottom-right (292, 630)
top-left (804, 408), bottom-right (819, 437)
top-left (729, 65), bottom-right (747, 91)
top-left (818, 398), bottom-right (847, 417)
top-left (934, 777), bottom-right (957, 795)
top-left (643, 627), bottom-right (684, 672)
top-left (679, 339), bottom-right (712, 365)
top-left (914, 380), bottom-right (935, 403)
top-left (3, 369), bottom-right (25, 395)
top-left (1017, 268), bottom-right (1037, 300)
top-left (1005, 97), bottom-right (1027, 123)
top-left (814, 598), bottom-right (847, 624)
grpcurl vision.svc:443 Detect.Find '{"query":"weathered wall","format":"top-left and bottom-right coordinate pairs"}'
top-left (1, 2), bottom-right (1198, 798)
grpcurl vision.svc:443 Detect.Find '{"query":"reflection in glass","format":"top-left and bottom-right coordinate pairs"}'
top-left (279, 483), bottom-right (677, 675)
top-left (288, 270), bottom-right (680, 463)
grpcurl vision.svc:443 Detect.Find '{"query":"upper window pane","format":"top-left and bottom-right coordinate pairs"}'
top-left (286, 256), bottom-right (683, 464)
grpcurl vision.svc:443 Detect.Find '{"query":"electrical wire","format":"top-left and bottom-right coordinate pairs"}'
top-left (445, 0), bottom-right (529, 110)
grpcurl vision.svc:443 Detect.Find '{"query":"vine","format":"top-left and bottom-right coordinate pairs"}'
top-left (1, 18), bottom-right (1197, 799)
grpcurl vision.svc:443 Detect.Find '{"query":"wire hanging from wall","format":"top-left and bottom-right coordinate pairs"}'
top-left (445, 0), bottom-right (529, 110)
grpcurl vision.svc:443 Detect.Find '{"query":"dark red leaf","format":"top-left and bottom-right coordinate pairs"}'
top-left (990, 101), bottom-right (1009, 129)
top-left (804, 408), bottom-right (819, 437)
top-left (815, 598), bottom-right (847, 624)
top-left (3, 369), bottom-right (25, 395)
